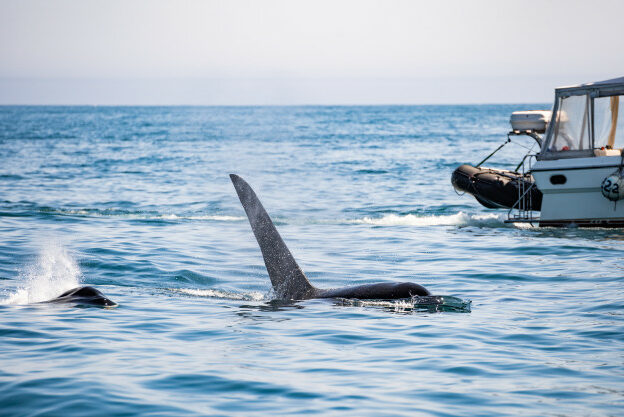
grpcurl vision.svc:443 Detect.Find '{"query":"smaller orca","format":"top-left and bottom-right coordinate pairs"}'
top-left (230, 174), bottom-right (436, 301)
top-left (42, 286), bottom-right (117, 307)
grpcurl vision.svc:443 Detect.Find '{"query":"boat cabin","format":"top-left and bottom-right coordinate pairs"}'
top-left (452, 76), bottom-right (624, 227)
top-left (538, 77), bottom-right (624, 160)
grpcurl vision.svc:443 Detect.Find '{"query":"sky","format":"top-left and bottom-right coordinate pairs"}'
top-left (0, 0), bottom-right (623, 105)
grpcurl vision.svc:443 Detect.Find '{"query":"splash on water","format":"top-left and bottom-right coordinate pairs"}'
top-left (171, 288), bottom-right (470, 313)
top-left (2, 242), bottom-right (81, 305)
top-left (336, 295), bottom-right (472, 313)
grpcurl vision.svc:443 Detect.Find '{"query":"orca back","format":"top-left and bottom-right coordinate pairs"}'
top-left (317, 282), bottom-right (430, 299)
top-left (47, 286), bottom-right (117, 307)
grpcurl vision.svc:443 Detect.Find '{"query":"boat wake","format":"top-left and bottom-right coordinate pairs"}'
top-left (2, 201), bottom-right (533, 229)
top-left (351, 212), bottom-right (518, 228)
top-left (1, 242), bottom-right (82, 305)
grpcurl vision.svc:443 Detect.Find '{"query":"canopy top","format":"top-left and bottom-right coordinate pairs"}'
top-left (556, 76), bottom-right (624, 96)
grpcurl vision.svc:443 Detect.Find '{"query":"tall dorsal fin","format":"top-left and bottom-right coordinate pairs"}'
top-left (230, 174), bottom-right (316, 299)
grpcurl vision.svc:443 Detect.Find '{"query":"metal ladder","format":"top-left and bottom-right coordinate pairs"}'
top-left (505, 152), bottom-right (539, 225)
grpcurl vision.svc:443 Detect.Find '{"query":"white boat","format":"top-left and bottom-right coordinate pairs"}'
top-left (452, 76), bottom-right (624, 227)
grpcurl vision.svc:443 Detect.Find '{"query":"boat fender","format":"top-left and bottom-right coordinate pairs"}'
top-left (602, 154), bottom-right (624, 202)
top-left (601, 172), bottom-right (624, 201)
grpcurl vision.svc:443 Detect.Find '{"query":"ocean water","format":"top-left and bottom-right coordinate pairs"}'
top-left (1, 105), bottom-right (623, 416)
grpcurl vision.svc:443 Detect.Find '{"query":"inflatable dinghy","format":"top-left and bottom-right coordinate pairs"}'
top-left (451, 164), bottom-right (542, 211)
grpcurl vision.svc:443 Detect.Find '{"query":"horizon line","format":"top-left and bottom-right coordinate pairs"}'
top-left (0, 102), bottom-right (552, 107)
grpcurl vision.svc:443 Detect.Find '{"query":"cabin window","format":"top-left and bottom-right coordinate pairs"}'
top-left (550, 94), bottom-right (591, 151)
top-left (594, 95), bottom-right (623, 149)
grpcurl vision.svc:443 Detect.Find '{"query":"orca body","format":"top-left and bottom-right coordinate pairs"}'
top-left (43, 286), bottom-right (117, 307)
top-left (315, 282), bottom-right (430, 299)
top-left (230, 174), bottom-right (432, 301)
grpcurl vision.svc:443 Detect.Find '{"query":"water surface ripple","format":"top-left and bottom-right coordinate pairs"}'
top-left (1, 105), bottom-right (623, 416)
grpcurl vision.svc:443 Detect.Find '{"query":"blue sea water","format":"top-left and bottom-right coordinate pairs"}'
top-left (0, 105), bottom-right (623, 416)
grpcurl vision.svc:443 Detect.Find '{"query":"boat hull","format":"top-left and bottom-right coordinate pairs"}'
top-left (538, 218), bottom-right (624, 228)
top-left (532, 155), bottom-right (624, 227)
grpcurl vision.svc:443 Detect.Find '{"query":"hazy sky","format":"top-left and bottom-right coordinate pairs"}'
top-left (1, 0), bottom-right (623, 104)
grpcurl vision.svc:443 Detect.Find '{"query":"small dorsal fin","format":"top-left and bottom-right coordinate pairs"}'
top-left (230, 174), bottom-right (316, 299)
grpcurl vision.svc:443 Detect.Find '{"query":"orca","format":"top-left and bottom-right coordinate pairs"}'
top-left (42, 286), bottom-right (117, 307)
top-left (230, 174), bottom-right (433, 301)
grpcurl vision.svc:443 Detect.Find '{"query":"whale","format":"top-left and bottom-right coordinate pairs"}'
top-left (42, 286), bottom-right (117, 307)
top-left (230, 174), bottom-right (434, 301)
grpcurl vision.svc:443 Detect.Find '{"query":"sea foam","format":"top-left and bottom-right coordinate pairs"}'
top-left (352, 211), bottom-right (510, 227)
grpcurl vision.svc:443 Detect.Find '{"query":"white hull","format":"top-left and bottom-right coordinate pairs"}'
top-left (532, 156), bottom-right (624, 226)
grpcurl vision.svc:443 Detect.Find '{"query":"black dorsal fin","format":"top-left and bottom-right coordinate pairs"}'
top-left (230, 174), bottom-right (316, 299)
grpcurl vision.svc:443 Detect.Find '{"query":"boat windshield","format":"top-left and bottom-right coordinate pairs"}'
top-left (594, 95), bottom-right (623, 149)
top-left (550, 95), bottom-right (591, 151)
top-left (542, 91), bottom-right (623, 158)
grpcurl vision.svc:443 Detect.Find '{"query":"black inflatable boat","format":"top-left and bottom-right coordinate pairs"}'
top-left (451, 164), bottom-right (542, 211)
